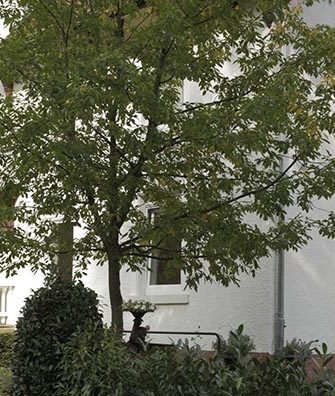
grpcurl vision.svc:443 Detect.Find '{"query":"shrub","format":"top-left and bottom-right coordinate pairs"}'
top-left (138, 341), bottom-right (241, 395)
top-left (217, 324), bottom-right (255, 369)
top-left (58, 324), bottom-right (335, 396)
top-left (58, 324), bottom-right (139, 396)
top-left (246, 357), bottom-right (333, 395)
top-left (277, 338), bottom-right (316, 363)
top-left (59, 327), bottom-right (240, 396)
top-left (0, 331), bottom-right (15, 368)
top-left (0, 331), bottom-right (14, 396)
top-left (0, 367), bottom-right (12, 396)
top-left (11, 279), bottom-right (103, 396)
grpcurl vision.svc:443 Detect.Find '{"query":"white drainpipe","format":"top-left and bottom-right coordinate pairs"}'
top-left (274, 249), bottom-right (285, 353)
top-left (273, 38), bottom-right (293, 354)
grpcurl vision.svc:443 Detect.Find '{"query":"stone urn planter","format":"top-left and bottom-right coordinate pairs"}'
top-left (123, 299), bottom-right (156, 352)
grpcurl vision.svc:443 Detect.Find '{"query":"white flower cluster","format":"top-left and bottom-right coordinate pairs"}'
top-left (122, 299), bottom-right (156, 313)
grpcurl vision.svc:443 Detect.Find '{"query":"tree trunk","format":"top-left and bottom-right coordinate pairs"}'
top-left (107, 251), bottom-right (124, 332)
top-left (56, 219), bottom-right (73, 282)
top-left (1, 83), bottom-right (17, 231)
top-left (56, 113), bottom-right (76, 282)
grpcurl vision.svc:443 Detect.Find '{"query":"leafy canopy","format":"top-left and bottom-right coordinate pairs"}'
top-left (0, 0), bottom-right (335, 289)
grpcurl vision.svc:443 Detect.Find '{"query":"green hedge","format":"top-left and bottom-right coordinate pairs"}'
top-left (0, 331), bottom-right (14, 395)
top-left (0, 331), bottom-right (15, 368)
top-left (56, 325), bottom-right (335, 396)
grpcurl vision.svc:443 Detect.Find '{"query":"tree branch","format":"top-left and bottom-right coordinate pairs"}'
top-left (65, 0), bottom-right (75, 41)
top-left (117, 38), bottom-right (175, 226)
top-left (177, 90), bottom-right (252, 115)
top-left (226, 157), bottom-right (299, 205)
top-left (38, 1), bottom-right (65, 36)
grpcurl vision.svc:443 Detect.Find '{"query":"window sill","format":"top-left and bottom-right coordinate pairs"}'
top-left (125, 294), bottom-right (189, 305)
top-left (147, 294), bottom-right (189, 305)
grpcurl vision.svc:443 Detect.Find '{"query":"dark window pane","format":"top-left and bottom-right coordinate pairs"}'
top-left (150, 253), bottom-right (181, 285)
top-left (148, 208), bottom-right (181, 285)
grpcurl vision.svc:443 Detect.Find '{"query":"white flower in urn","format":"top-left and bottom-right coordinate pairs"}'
top-left (122, 299), bottom-right (156, 313)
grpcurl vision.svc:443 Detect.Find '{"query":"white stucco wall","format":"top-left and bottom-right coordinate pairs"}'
top-left (120, 256), bottom-right (276, 352)
top-left (285, 195), bottom-right (335, 348)
top-left (285, 230), bottom-right (335, 349)
top-left (0, 252), bottom-right (275, 351)
top-left (0, 269), bottom-right (44, 324)
top-left (283, 0), bottom-right (335, 350)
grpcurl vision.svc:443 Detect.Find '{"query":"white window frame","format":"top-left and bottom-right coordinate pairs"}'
top-left (143, 205), bottom-right (189, 305)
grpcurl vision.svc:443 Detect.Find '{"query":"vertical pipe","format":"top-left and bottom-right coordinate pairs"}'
top-left (274, 249), bottom-right (285, 353)
top-left (273, 156), bottom-right (285, 353)
top-left (273, 40), bottom-right (292, 354)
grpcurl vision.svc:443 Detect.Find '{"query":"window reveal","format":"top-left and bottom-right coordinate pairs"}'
top-left (148, 208), bottom-right (181, 286)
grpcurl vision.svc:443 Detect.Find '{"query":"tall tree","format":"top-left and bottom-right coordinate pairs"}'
top-left (0, 0), bottom-right (335, 330)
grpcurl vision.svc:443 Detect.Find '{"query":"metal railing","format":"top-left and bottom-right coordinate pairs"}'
top-left (124, 329), bottom-right (221, 351)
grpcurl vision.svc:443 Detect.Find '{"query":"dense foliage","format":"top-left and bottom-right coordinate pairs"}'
top-left (11, 279), bottom-right (103, 396)
top-left (0, 331), bottom-right (14, 369)
top-left (218, 324), bottom-right (256, 369)
top-left (1, 0), bottom-right (335, 328)
top-left (0, 331), bottom-right (14, 395)
top-left (57, 325), bottom-right (335, 396)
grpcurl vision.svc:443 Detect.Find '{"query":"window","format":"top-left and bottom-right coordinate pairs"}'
top-left (0, 286), bottom-right (14, 325)
top-left (148, 208), bottom-right (181, 286)
top-left (123, 206), bottom-right (188, 305)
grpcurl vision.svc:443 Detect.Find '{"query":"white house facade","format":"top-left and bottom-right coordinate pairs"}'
top-left (1, 1), bottom-right (335, 354)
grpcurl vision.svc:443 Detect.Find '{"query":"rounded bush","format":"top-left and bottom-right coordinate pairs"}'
top-left (11, 279), bottom-right (103, 396)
